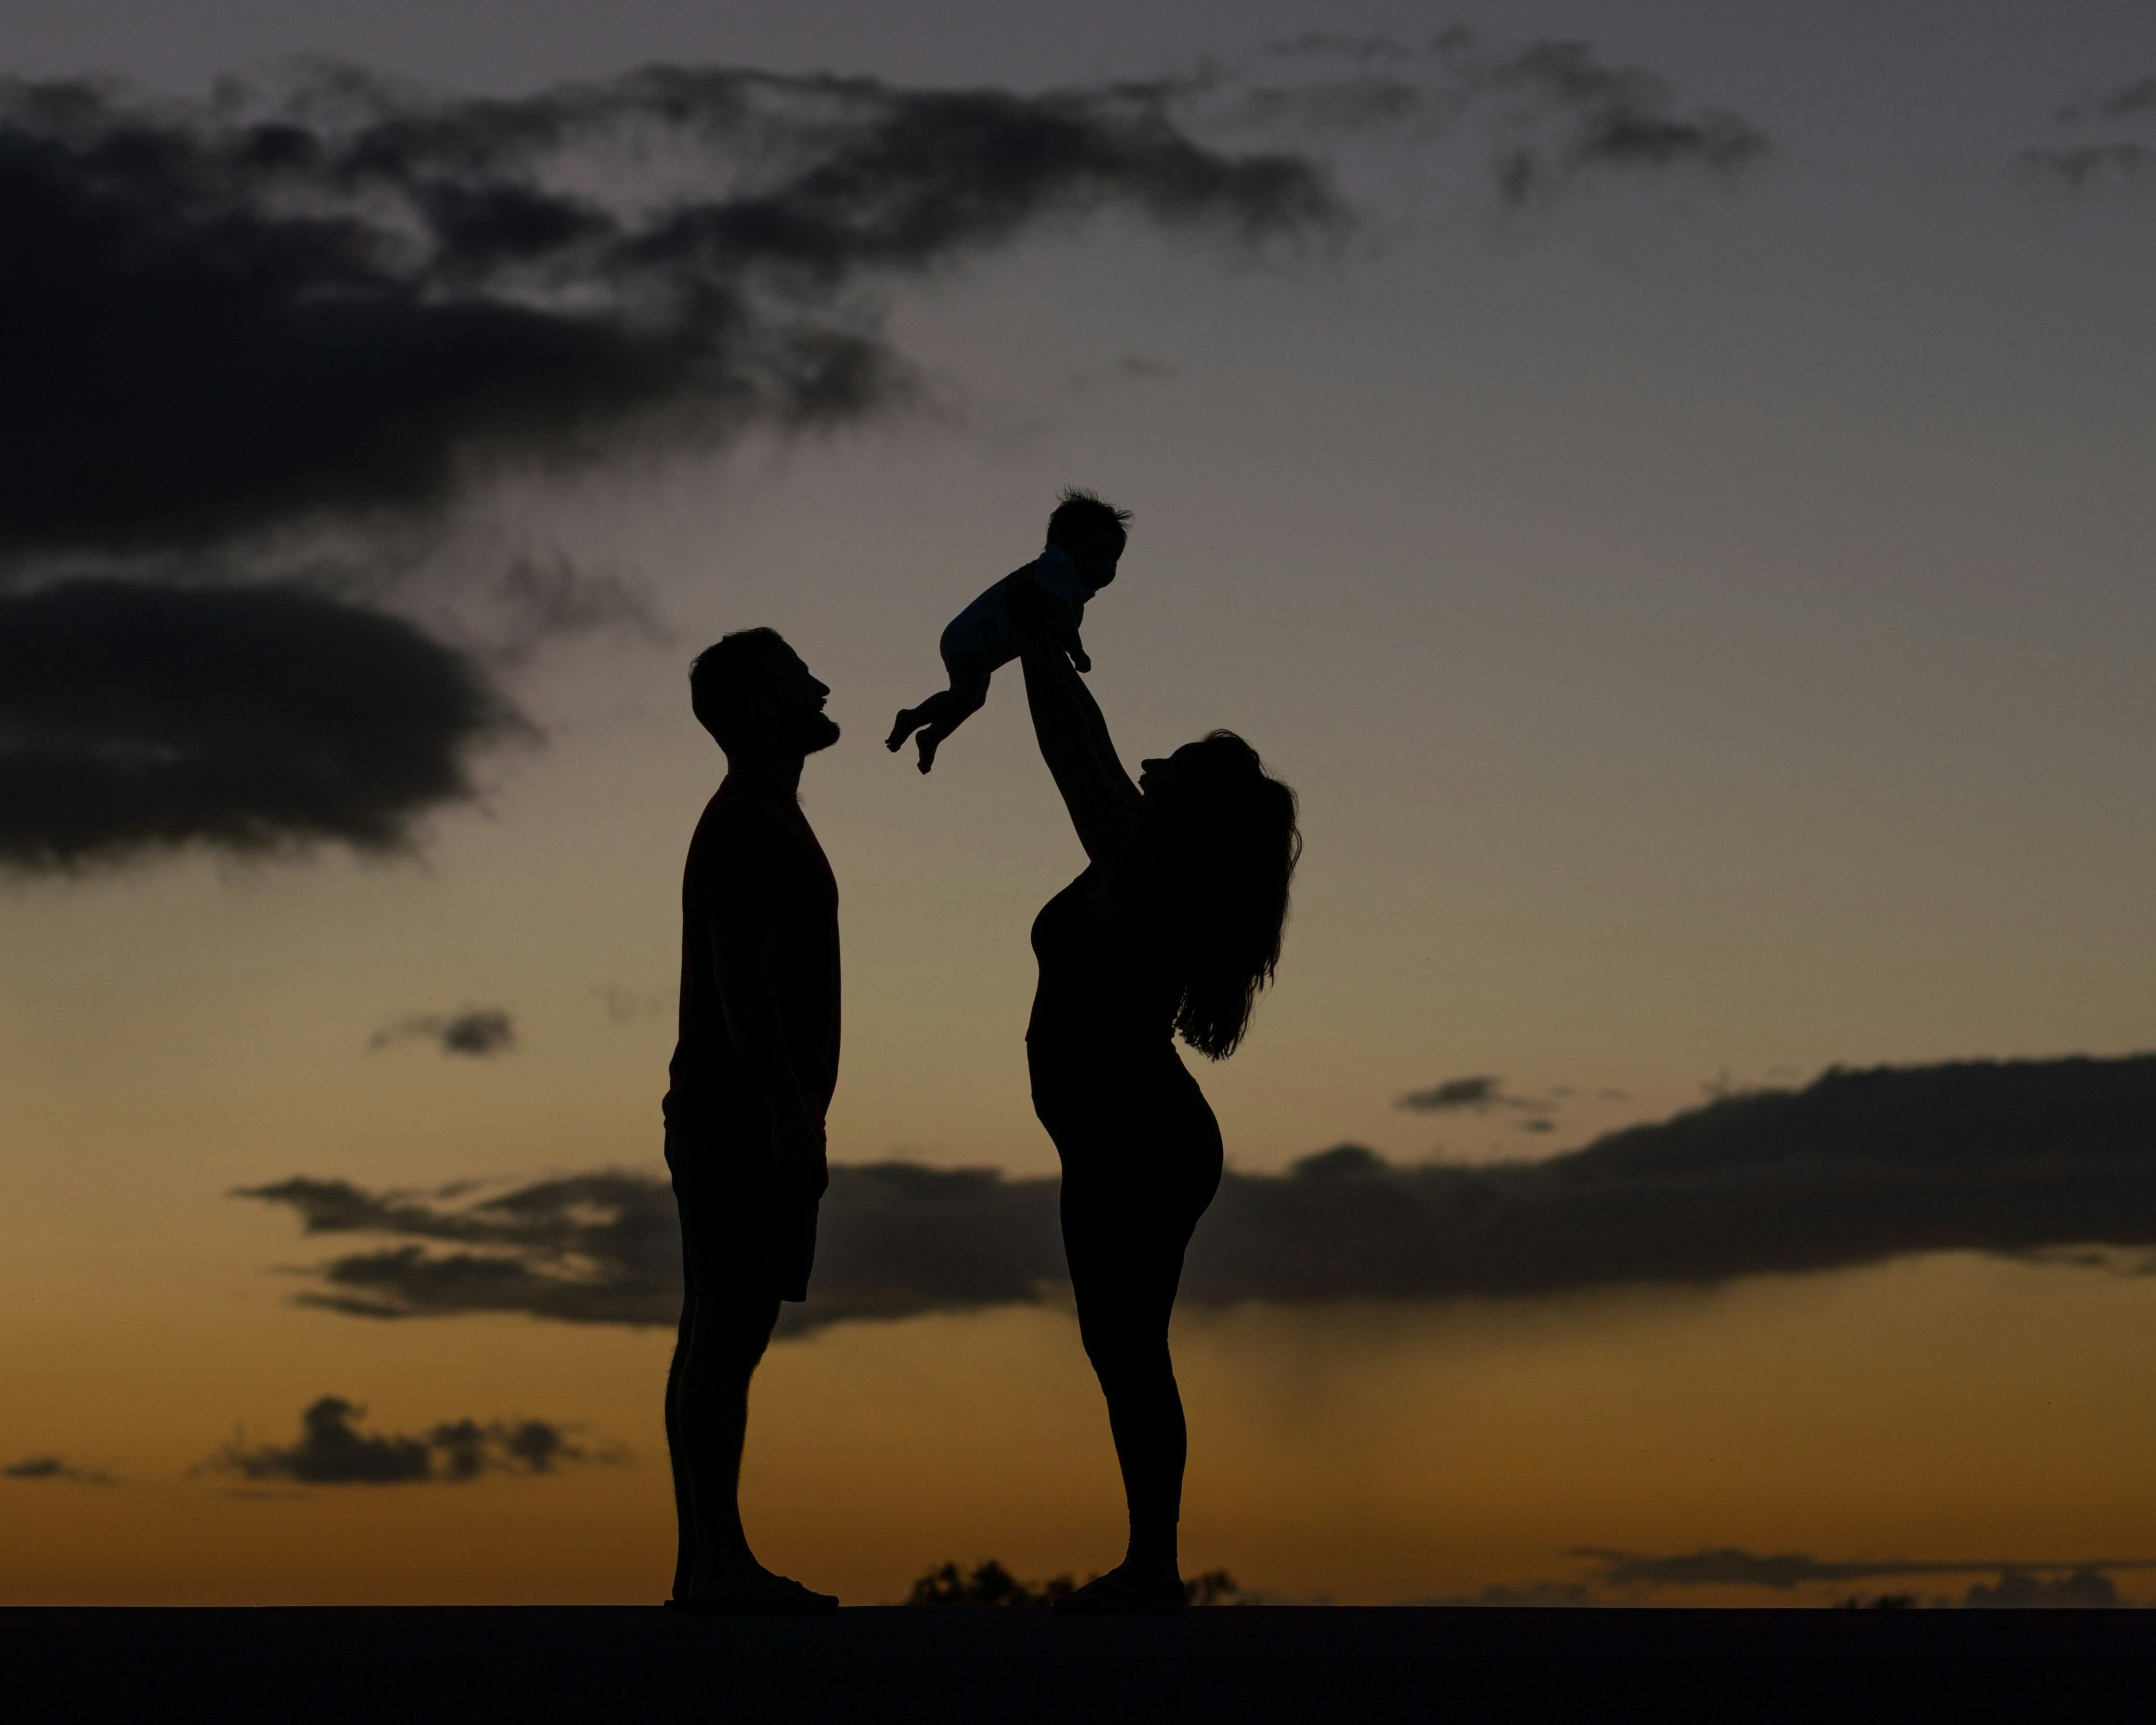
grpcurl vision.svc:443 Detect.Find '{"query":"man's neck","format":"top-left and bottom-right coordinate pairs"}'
top-left (723, 747), bottom-right (806, 799)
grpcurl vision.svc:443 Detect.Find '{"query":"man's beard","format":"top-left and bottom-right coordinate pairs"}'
top-left (792, 710), bottom-right (842, 755)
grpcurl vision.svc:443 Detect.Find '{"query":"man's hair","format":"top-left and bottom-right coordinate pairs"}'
top-left (688, 627), bottom-right (789, 751)
top-left (1046, 487), bottom-right (1132, 559)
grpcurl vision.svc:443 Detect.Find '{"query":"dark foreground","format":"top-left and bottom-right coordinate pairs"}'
top-left (9, 1606), bottom-right (2154, 1723)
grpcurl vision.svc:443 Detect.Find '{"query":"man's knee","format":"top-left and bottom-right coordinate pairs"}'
top-left (687, 1292), bottom-right (781, 1371)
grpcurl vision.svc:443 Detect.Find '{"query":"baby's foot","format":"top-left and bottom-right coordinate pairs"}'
top-left (885, 708), bottom-right (918, 753)
top-left (914, 730), bottom-right (943, 774)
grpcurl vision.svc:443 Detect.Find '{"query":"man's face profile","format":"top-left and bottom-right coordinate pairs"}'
top-left (757, 646), bottom-right (841, 756)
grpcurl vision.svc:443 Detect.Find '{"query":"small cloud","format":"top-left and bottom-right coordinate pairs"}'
top-left (204, 1396), bottom-right (617, 1485)
top-left (1397, 1074), bottom-right (1507, 1112)
top-left (2095, 78), bottom-right (2156, 118)
top-left (488, 557), bottom-right (670, 667)
top-left (1964, 1566), bottom-right (2121, 1609)
top-left (592, 983), bottom-right (666, 1024)
top-left (2058, 77), bottom-right (2156, 123)
top-left (0, 581), bottom-right (516, 876)
top-left (2022, 143), bottom-right (2150, 187)
top-left (3, 1455), bottom-right (118, 1485)
top-left (369, 1007), bottom-right (516, 1057)
top-left (1577, 1545), bottom-right (2156, 1602)
top-left (1398, 1073), bottom-right (1562, 1120)
top-left (1205, 31), bottom-right (1772, 208)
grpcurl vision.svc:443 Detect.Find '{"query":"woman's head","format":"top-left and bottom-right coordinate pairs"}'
top-left (1140, 731), bottom-right (1301, 1060)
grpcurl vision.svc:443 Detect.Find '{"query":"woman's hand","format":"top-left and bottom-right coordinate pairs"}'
top-left (1003, 567), bottom-right (1058, 646)
top-left (1006, 568), bottom-right (1085, 667)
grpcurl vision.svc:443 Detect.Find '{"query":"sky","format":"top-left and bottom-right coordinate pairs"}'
top-left (3, 0), bottom-right (2155, 1608)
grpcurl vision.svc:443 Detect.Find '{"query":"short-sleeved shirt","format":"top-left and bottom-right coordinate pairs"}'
top-left (661, 774), bottom-right (841, 1142)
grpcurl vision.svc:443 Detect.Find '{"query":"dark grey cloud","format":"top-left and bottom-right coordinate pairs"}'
top-left (369, 1006), bottom-right (518, 1057)
top-left (0, 63), bottom-right (1335, 567)
top-left (240, 1054), bottom-right (2156, 1334)
top-left (2023, 143), bottom-right (2150, 186)
top-left (487, 557), bottom-right (668, 667)
top-left (0, 61), bottom-right (1333, 872)
top-left (3, 1455), bottom-right (117, 1484)
top-left (1964, 1567), bottom-right (2122, 1608)
top-left (1477, 41), bottom-right (1771, 208)
top-left (204, 1394), bottom-right (610, 1484)
top-left (1575, 1546), bottom-right (2154, 1604)
top-left (2029, 75), bottom-right (2155, 185)
top-left (1213, 30), bottom-right (1771, 208)
top-left (236, 1160), bottom-right (1061, 1333)
top-left (2058, 78), bottom-right (2156, 123)
top-left (0, 579), bottom-right (512, 872)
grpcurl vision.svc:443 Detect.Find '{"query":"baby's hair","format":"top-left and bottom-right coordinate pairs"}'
top-left (1046, 487), bottom-right (1132, 558)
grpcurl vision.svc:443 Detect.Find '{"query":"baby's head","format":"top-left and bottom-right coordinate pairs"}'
top-left (1046, 488), bottom-right (1131, 592)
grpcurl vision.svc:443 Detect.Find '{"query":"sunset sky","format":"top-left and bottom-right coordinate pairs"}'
top-left (5, 0), bottom-right (2156, 1608)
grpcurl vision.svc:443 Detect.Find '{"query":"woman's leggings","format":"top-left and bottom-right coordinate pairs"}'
top-left (1035, 1056), bottom-right (1224, 1556)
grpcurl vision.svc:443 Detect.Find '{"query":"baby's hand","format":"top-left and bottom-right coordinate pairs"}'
top-left (1069, 641), bottom-right (1092, 673)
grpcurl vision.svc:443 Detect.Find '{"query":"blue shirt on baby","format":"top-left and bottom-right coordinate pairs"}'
top-left (937, 544), bottom-right (1090, 672)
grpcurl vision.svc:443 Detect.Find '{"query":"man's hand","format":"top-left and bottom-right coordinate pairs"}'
top-left (771, 1115), bottom-right (830, 1201)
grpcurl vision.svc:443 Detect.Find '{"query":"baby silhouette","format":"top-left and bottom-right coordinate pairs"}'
top-left (886, 489), bottom-right (1131, 773)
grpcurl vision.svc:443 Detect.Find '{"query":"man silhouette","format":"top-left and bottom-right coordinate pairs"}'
top-left (661, 629), bottom-right (841, 1614)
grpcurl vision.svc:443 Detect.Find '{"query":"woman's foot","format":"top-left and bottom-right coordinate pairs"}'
top-left (669, 1565), bottom-right (838, 1616)
top-left (1051, 1562), bottom-right (1187, 1615)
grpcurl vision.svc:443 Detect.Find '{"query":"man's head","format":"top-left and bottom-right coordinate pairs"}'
top-left (689, 629), bottom-right (839, 761)
top-left (1045, 487), bottom-right (1131, 591)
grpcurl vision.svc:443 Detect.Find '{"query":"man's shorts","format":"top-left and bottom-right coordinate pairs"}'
top-left (664, 1131), bottom-right (821, 1305)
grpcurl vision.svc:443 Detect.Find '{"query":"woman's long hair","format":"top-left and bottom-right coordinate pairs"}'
top-left (1151, 731), bottom-right (1301, 1060)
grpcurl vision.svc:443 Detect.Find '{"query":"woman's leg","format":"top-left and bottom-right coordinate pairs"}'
top-left (1063, 1180), bottom-right (1192, 1581)
top-left (1059, 1078), bottom-right (1223, 1589)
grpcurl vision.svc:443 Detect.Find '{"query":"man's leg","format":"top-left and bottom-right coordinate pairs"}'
top-left (664, 1295), bottom-right (698, 1601)
top-left (667, 1288), bottom-right (782, 1595)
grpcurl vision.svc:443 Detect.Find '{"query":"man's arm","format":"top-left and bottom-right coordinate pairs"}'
top-left (710, 888), bottom-right (828, 1197)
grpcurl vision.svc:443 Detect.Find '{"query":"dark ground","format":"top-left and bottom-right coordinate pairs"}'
top-left (7, 1606), bottom-right (2153, 1722)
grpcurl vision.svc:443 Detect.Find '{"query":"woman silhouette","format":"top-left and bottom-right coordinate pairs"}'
top-left (1005, 559), bottom-right (1301, 1613)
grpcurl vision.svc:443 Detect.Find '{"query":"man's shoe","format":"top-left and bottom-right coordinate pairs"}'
top-left (667, 1574), bottom-right (838, 1616)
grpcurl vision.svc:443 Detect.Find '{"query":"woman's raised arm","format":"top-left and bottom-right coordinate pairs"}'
top-left (1008, 572), bottom-right (1145, 872)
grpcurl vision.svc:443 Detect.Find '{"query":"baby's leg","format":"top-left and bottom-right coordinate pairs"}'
top-left (909, 669), bottom-right (989, 774)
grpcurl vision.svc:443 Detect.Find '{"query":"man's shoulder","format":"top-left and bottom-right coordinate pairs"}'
top-left (691, 781), bottom-right (812, 865)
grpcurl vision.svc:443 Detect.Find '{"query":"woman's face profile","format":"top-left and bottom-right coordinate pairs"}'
top-left (1138, 743), bottom-right (1206, 808)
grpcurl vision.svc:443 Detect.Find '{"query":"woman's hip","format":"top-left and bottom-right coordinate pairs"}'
top-left (1035, 1073), bottom-right (1222, 1219)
